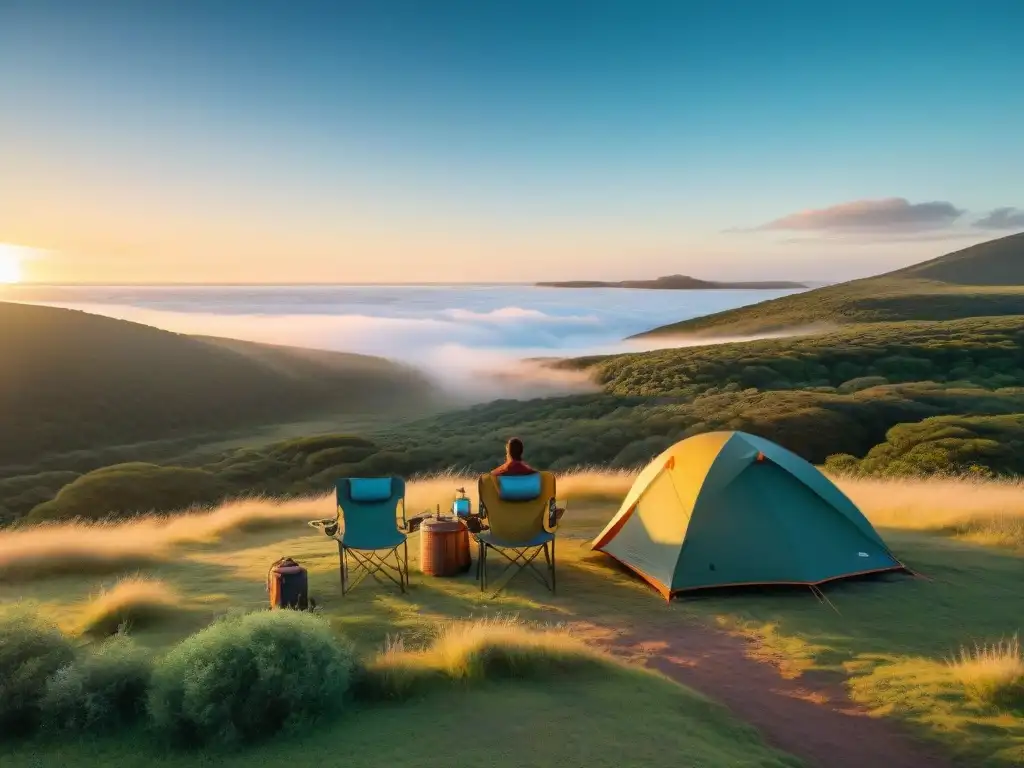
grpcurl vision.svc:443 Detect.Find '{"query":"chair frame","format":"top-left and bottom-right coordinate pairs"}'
top-left (477, 535), bottom-right (556, 595)
top-left (476, 473), bottom-right (558, 596)
top-left (334, 476), bottom-right (410, 596)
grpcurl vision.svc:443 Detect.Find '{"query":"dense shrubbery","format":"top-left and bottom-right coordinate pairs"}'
top-left (587, 317), bottom-right (1024, 398)
top-left (26, 463), bottom-right (229, 522)
top-left (1, 607), bottom-right (620, 750)
top-left (0, 607), bottom-right (76, 735)
top-left (825, 414), bottom-right (1024, 478)
top-left (148, 609), bottom-right (357, 747)
top-left (41, 635), bottom-right (153, 733)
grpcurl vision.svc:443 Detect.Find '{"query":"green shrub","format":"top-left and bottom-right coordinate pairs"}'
top-left (41, 634), bottom-right (152, 733)
top-left (26, 463), bottom-right (227, 522)
top-left (0, 606), bottom-right (76, 736)
top-left (838, 376), bottom-right (890, 393)
top-left (148, 610), bottom-right (356, 747)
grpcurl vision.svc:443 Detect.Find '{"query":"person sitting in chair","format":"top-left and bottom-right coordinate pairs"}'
top-left (491, 437), bottom-right (537, 476)
top-left (489, 437), bottom-right (564, 524)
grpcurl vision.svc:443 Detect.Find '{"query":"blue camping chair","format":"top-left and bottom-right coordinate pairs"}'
top-left (334, 476), bottom-right (409, 595)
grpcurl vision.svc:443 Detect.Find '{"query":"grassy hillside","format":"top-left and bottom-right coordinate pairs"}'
top-left (2, 474), bottom-right (1023, 765)
top-left (0, 302), bottom-right (441, 467)
top-left (637, 232), bottom-right (1024, 337)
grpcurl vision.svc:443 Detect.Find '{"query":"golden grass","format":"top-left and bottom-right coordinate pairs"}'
top-left (4, 468), bottom-right (1022, 584)
top-left (833, 474), bottom-right (1024, 548)
top-left (357, 615), bottom-right (613, 701)
top-left (77, 576), bottom-right (185, 637)
top-left (0, 496), bottom-right (328, 580)
top-left (949, 634), bottom-right (1024, 709)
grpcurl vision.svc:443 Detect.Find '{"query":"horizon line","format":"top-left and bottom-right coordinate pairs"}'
top-left (5, 278), bottom-right (819, 288)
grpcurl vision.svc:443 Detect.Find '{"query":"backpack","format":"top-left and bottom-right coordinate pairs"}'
top-left (266, 557), bottom-right (310, 610)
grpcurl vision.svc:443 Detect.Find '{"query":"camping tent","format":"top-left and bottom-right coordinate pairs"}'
top-left (591, 431), bottom-right (905, 599)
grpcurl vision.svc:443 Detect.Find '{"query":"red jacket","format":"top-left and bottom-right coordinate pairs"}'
top-left (491, 459), bottom-right (537, 476)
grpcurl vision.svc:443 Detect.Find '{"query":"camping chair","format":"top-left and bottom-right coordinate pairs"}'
top-left (334, 476), bottom-right (409, 595)
top-left (475, 472), bottom-right (558, 595)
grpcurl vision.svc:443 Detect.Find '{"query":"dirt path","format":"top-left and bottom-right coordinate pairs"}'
top-left (593, 619), bottom-right (953, 768)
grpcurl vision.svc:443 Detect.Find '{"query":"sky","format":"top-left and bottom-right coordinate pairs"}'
top-left (1, 0), bottom-right (1023, 285)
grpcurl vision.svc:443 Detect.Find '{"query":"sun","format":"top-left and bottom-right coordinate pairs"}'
top-left (0, 244), bottom-right (24, 284)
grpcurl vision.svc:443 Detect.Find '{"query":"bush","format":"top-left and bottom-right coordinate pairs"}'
top-left (27, 463), bottom-right (228, 523)
top-left (838, 375), bottom-right (890, 393)
top-left (148, 609), bottom-right (356, 747)
top-left (41, 634), bottom-right (152, 732)
top-left (0, 606), bottom-right (76, 736)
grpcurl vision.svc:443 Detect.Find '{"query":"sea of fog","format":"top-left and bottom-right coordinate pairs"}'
top-left (2, 284), bottom-right (806, 400)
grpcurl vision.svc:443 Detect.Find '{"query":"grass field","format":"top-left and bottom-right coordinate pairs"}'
top-left (3, 470), bottom-right (1023, 766)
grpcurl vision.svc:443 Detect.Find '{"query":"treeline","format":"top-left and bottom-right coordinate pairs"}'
top-left (12, 384), bottom-right (1024, 524)
top-left (825, 414), bottom-right (1024, 478)
top-left (580, 317), bottom-right (1024, 398)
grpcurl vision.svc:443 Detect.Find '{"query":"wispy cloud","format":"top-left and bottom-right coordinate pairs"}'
top-left (754, 198), bottom-right (965, 234)
top-left (973, 207), bottom-right (1024, 230)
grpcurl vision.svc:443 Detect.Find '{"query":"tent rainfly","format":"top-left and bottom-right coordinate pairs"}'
top-left (591, 431), bottom-right (906, 600)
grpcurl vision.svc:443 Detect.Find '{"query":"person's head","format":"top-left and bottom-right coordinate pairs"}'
top-left (506, 437), bottom-right (524, 461)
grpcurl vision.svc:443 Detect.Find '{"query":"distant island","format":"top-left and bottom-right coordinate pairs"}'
top-left (536, 275), bottom-right (807, 290)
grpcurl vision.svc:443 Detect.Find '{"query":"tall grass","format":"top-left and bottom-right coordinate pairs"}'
top-left (0, 495), bottom-right (328, 580)
top-left (948, 634), bottom-right (1024, 710)
top-left (3, 469), bottom-right (1022, 583)
top-left (78, 576), bottom-right (185, 637)
top-left (833, 474), bottom-right (1024, 547)
top-left (356, 615), bottom-right (613, 701)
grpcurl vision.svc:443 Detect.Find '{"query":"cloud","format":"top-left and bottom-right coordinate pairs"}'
top-left (778, 231), bottom-right (986, 245)
top-left (752, 197), bottom-right (965, 235)
top-left (973, 207), bottom-right (1024, 230)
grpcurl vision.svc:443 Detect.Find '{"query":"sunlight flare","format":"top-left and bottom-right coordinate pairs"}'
top-left (0, 243), bottom-right (26, 284)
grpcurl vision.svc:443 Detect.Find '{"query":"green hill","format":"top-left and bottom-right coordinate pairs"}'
top-left (636, 231), bottom-right (1024, 338)
top-left (0, 302), bottom-right (441, 466)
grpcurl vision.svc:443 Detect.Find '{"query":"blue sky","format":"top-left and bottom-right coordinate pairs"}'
top-left (1, 0), bottom-right (1022, 283)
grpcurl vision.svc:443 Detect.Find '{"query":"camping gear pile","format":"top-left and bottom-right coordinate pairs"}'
top-left (294, 430), bottom-right (906, 604)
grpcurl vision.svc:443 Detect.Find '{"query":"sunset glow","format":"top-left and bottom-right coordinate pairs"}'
top-left (0, 245), bottom-right (24, 284)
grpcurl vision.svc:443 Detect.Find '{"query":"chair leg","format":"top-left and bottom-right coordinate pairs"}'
top-left (340, 545), bottom-right (348, 596)
top-left (550, 539), bottom-right (556, 595)
top-left (401, 539), bottom-right (409, 593)
top-left (480, 542), bottom-right (487, 591)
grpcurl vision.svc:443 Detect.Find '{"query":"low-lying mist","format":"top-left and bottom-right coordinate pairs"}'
top-left (22, 297), bottom-right (804, 403)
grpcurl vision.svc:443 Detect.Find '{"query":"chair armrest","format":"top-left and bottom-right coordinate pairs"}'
top-left (543, 498), bottom-right (558, 533)
top-left (308, 517), bottom-right (339, 537)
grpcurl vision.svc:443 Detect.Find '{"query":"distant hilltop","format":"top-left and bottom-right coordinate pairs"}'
top-left (536, 274), bottom-right (807, 290)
